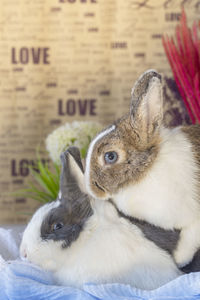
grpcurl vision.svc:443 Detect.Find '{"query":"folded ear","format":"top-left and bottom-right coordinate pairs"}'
top-left (130, 70), bottom-right (163, 144)
top-left (59, 147), bottom-right (86, 203)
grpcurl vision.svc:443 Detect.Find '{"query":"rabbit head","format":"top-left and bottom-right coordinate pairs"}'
top-left (85, 69), bottom-right (163, 199)
top-left (20, 147), bottom-right (93, 272)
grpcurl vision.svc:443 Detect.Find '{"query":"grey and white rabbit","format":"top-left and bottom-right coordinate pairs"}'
top-left (20, 147), bottom-right (181, 290)
top-left (84, 69), bottom-right (200, 267)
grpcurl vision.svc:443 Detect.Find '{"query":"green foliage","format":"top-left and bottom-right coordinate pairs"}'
top-left (13, 121), bottom-right (100, 204)
top-left (14, 154), bottom-right (60, 203)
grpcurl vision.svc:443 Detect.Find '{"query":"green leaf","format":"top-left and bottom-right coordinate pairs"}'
top-left (28, 154), bottom-right (60, 199)
top-left (12, 147), bottom-right (61, 203)
top-left (14, 183), bottom-right (54, 203)
top-left (80, 147), bottom-right (87, 159)
top-left (29, 168), bottom-right (53, 196)
top-left (12, 158), bottom-right (60, 203)
top-left (27, 181), bottom-right (56, 201)
top-left (54, 163), bottom-right (61, 177)
top-left (43, 163), bottom-right (59, 192)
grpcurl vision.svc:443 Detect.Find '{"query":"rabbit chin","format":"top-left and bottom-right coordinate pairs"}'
top-left (27, 252), bottom-right (58, 272)
top-left (89, 181), bottom-right (110, 200)
top-left (20, 238), bottom-right (62, 273)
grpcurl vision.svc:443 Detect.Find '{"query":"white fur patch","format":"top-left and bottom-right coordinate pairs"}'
top-left (114, 127), bottom-right (200, 228)
top-left (85, 125), bottom-right (115, 199)
top-left (113, 127), bottom-right (200, 266)
top-left (21, 199), bottom-right (180, 289)
top-left (54, 203), bottom-right (180, 289)
top-left (20, 200), bottom-right (60, 268)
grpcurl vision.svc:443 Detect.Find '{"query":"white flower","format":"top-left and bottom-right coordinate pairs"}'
top-left (45, 121), bottom-right (103, 164)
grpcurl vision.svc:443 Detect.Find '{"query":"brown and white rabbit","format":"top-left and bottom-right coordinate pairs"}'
top-left (20, 147), bottom-right (182, 290)
top-left (84, 69), bottom-right (200, 267)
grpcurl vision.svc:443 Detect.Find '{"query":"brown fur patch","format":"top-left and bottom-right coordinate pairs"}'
top-left (130, 71), bottom-right (162, 144)
top-left (181, 125), bottom-right (200, 167)
top-left (88, 70), bottom-right (163, 199)
top-left (89, 114), bottom-right (161, 198)
top-left (181, 125), bottom-right (200, 200)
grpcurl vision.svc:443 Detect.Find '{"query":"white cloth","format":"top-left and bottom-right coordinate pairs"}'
top-left (0, 225), bottom-right (25, 261)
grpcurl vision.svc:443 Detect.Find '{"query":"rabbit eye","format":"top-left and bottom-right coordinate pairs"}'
top-left (52, 222), bottom-right (64, 231)
top-left (104, 151), bottom-right (118, 164)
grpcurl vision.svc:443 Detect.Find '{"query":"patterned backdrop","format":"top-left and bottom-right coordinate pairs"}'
top-left (0, 0), bottom-right (198, 223)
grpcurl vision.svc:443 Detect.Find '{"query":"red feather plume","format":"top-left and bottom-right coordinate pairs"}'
top-left (162, 8), bottom-right (200, 124)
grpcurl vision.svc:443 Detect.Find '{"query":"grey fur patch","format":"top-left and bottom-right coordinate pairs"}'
top-left (41, 195), bottom-right (92, 248)
top-left (181, 250), bottom-right (200, 273)
top-left (60, 147), bottom-right (84, 203)
top-left (41, 147), bottom-right (93, 248)
top-left (109, 200), bottom-right (180, 254)
top-left (65, 146), bottom-right (84, 172)
top-left (109, 199), bottom-right (200, 273)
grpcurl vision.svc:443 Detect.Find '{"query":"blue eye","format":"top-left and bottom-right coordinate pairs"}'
top-left (104, 151), bottom-right (118, 164)
top-left (52, 222), bottom-right (64, 231)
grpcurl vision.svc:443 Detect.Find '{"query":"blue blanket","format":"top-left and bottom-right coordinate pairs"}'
top-left (0, 227), bottom-right (200, 300)
top-left (1, 260), bottom-right (200, 300)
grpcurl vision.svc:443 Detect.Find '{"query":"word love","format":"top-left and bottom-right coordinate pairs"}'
top-left (11, 47), bottom-right (50, 64)
top-left (11, 159), bottom-right (49, 177)
top-left (58, 99), bottom-right (97, 116)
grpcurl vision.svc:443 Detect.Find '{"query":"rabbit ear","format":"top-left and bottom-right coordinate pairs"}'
top-left (59, 147), bottom-right (85, 203)
top-left (130, 70), bottom-right (163, 143)
top-left (66, 146), bottom-right (84, 173)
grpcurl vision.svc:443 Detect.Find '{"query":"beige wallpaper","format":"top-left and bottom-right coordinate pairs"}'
top-left (0, 0), bottom-right (198, 223)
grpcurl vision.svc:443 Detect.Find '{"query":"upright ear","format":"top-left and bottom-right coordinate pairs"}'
top-left (66, 146), bottom-right (84, 173)
top-left (130, 70), bottom-right (163, 144)
top-left (59, 147), bottom-right (86, 203)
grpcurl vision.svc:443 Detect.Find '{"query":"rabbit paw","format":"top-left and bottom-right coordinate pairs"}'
top-left (174, 221), bottom-right (200, 267)
top-left (173, 246), bottom-right (194, 268)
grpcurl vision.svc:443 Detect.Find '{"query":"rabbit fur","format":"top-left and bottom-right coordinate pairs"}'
top-left (84, 69), bottom-right (200, 267)
top-left (20, 147), bottom-right (182, 290)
